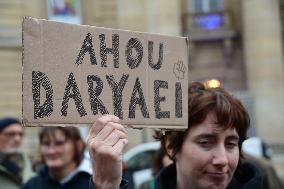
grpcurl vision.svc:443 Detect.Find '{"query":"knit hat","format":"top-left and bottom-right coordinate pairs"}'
top-left (0, 117), bottom-right (21, 132)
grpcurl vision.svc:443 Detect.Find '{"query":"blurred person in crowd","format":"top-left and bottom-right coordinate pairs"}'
top-left (243, 152), bottom-right (284, 189)
top-left (139, 146), bottom-right (173, 189)
top-left (0, 117), bottom-right (35, 189)
top-left (21, 126), bottom-right (92, 189)
top-left (151, 146), bottom-right (173, 177)
top-left (242, 135), bottom-right (284, 188)
top-left (86, 81), bottom-right (264, 189)
top-left (122, 161), bottom-right (135, 189)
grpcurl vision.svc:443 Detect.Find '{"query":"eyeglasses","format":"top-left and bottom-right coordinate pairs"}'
top-left (1, 131), bottom-right (24, 138)
top-left (41, 139), bottom-right (67, 150)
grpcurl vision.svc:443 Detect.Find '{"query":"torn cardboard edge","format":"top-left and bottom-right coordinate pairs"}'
top-left (22, 121), bottom-right (187, 130)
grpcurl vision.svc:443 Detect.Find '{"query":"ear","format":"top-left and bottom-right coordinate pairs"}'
top-left (76, 140), bottom-right (85, 154)
top-left (165, 139), bottom-right (175, 160)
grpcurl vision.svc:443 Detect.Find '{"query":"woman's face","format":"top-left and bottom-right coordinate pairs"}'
top-left (175, 113), bottom-right (239, 189)
top-left (40, 130), bottom-right (76, 172)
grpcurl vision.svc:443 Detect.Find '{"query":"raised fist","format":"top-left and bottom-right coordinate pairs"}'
top-left (173, 60), bottom-right (186, 80)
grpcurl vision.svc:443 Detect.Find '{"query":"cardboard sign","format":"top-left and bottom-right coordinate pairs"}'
top-left (22, 17), bottom-right (188, 129)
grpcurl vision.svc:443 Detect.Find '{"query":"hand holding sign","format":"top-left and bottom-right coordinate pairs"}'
top-left (87, 115), bottom-right (128, 189)
top-left (173, 60), bottom-right (186, 80)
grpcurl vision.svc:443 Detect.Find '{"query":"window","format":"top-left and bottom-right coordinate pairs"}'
top-left (189, 0), bottom-right (225, 30)
top-left (193, 0), bottom-right (224, 13)
top-left (46, 0), bottom-right (82, 24)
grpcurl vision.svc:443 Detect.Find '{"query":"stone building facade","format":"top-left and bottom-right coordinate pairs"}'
top-left (0, 0), bottom-right (283, 179)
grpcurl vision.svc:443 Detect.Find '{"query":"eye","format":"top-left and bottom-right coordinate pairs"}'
top-left (55, 140), bottom-right (66, 146)
top-left (41, 141), bottom-right (50, 147)
top-left (197, 139), bottom-right (213, 148)
top-left (225, 141), bottom-right (238, 149)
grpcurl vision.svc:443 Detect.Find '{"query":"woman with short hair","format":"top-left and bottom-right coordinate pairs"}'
top-left (87, 81), bottom-right (264, 189)
top-left (22, 126), bottom-right (92, 189)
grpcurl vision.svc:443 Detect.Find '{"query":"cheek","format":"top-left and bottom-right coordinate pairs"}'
top-left (191, 147), bottom-right (212, 168)
top-left (178, 144), bottom-right (210, 168)
top-left (64, 145), bottom-right (76, 159)
top-left (228, 150), bottom-right (239, 170)
top-left (1, 141), bottom-right (9, 148)
top-left (176, 145), bottom-right (211, 181)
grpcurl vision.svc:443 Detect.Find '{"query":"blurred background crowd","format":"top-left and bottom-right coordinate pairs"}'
top-left (0, 0), bottom-right (283, 189)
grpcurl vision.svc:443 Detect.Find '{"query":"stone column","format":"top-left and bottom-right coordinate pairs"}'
top-left (117, 0), bottom-right (181, 35)
top-left (82, 0), bottom-right (118, 28)
top-left (147, 0), bottom-right (181, 35)
top-left (242, 0), bottom-right (284, 141)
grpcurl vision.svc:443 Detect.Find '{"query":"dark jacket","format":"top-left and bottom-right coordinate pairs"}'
top-left (0, 153), bottom-right (35, 189)
top-left (90, 160), bottom-right (265, 189)
top-left (89, 178), bottom-right (129, 189)
top-left (21, 165), bottom-right (91, 189)
top-left (243, 153), bottom-right (284, 189)
top-left (154, 161), bottom-right (264, 189)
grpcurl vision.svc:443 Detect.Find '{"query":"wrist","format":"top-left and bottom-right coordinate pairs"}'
top-left (92, 177), bottom-right (120, 189)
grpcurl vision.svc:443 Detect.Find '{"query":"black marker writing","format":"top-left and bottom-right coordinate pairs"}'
top-left (61, 72), bottom-right (87, 117)
top-left (125, 38), bottom-right (143, 69)
top-left (175, 82), bottom-right (182, 118)
top-left (148, 41), bottom-right (163, 70)
top-left (32, 71), bottom-right (53, 119)
top-left (87, 75), bottom-right (109, 115)
top-left (129, 78), bottom-right (150, 118)
top-left (154, 80), bottom-right (170, 119)
top-left (75, 33), bottom-right (97, 66)
top-left (99, 34), bottom-right (119, 68)
top-left (106, 74), bottom-right (129, 119)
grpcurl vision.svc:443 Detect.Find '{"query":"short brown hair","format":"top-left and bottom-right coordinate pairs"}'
top-left (154, 82), bottom-right (250, 160)
top-left (39, 126), bottom-right (85, 165)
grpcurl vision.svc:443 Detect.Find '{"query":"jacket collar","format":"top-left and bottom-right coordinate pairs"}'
top-left (60, 157), bottom-right (92, 184)
top-left (227, 161), bottom-right (263, 189)
top-left (39, 156), bottom-right (92, 185)
top-left (155, 161), bottom-right (263, 189)
top-left (155, 163), bottom-right (176, 189)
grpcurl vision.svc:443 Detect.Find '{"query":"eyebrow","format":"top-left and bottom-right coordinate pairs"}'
top-left (193, 134), bottom-right (216, 140)
top-left (193, 133), bottom-right (239, 141)
top-left (226, 135), bottom-right (239, 141)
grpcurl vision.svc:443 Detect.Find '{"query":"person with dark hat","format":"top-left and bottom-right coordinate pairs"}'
top-left (0, 117), bottom-right (35, 189)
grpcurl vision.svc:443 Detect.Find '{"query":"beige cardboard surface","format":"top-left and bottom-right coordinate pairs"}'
top-left (22, 17), bottom-right (188, 129)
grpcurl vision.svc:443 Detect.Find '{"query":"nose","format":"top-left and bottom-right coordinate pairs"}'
top-left (13, 134), bottom-right (23, 146)
top-left (14, 134), bottom-right (22, 141)
top-left (212, 145), bottom-right (229, 166)
top-left (45, 147), bottom-right (58, 155)
top-left (42, 145), bottom-right (57, 154)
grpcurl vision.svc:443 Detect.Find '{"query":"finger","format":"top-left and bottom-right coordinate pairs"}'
top-left (103, 129), bottom-right (128, 147)
top-left (174, 63), bottom-right (178, 69)
top-left (182, 64), bottom-right (186, 71)
top-left (95, 122), bottom-right (127, 142)
top-left (88, 115), bottom-right (119, 138)
top-left (113, 138), bottom-right (128, 155)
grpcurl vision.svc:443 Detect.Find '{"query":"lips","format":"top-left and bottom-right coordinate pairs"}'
top-left (206, 172), bottom-right (227, 182)
top-left (45, 154), bottom-right (60, 161)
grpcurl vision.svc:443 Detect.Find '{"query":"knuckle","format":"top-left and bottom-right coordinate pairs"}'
top-left (89, 140), bottom-right (102, 151)
top-left (106, 121), bottom-right (116, 128)
top-left (95, 117), bottom-right (105, 126)
top-left (104, 124), bottom-right (112, 131)
top-left (96, 145), bottom-right (111, 155)
top-left (112, 131), bottom-right (119, 139)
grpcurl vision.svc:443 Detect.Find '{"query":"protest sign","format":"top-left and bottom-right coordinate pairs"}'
top-left (22, 17), bottom-right (188, 129)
